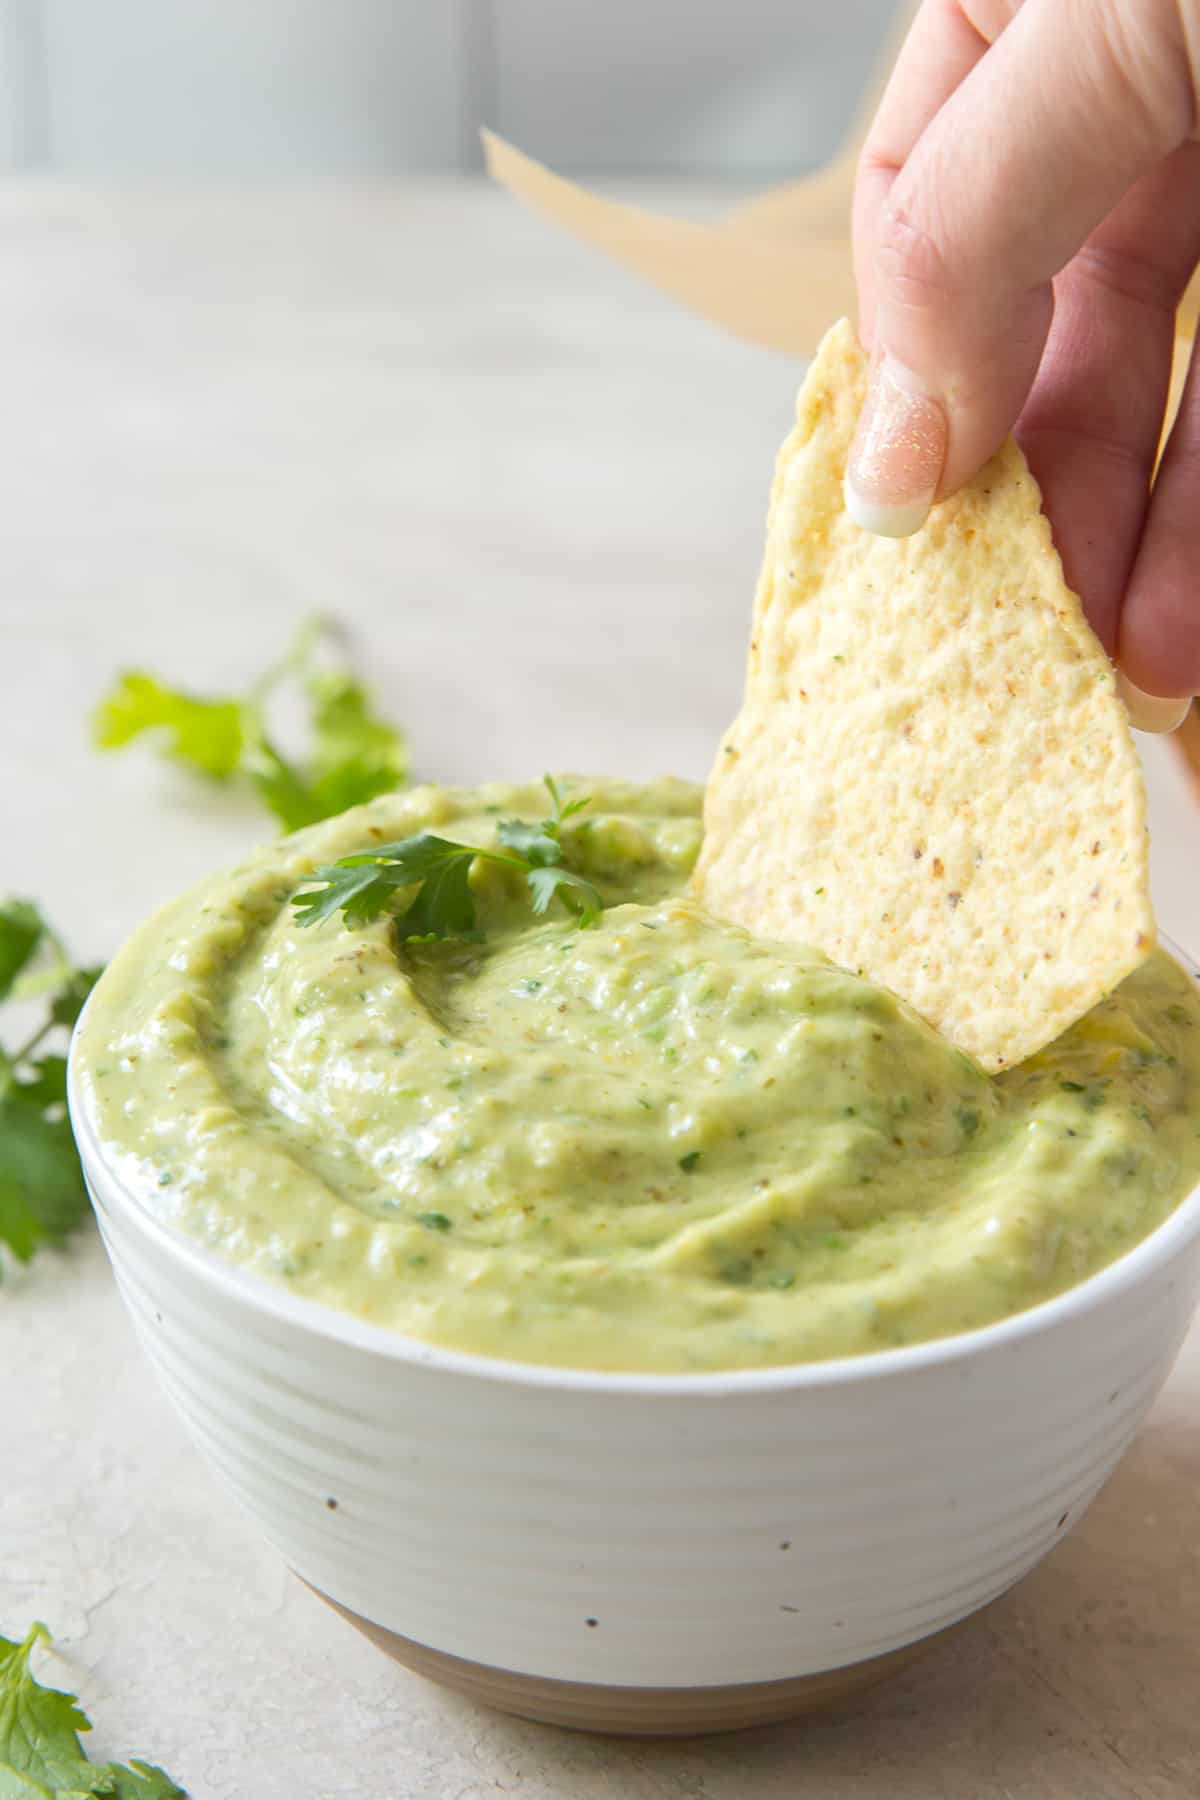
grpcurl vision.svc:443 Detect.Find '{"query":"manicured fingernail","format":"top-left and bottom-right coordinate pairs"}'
top-left (1116, 670), bottom-right (1192, 734)
top-left (844, 352), bottom-right (947, 537)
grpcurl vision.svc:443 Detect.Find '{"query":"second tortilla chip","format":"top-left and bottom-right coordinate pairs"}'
top-left (693, 319), bottom-right (1154, 1071)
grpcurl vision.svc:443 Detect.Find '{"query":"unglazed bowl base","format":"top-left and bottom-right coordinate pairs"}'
top-left (314, 1586), bottom-right (968, 1736)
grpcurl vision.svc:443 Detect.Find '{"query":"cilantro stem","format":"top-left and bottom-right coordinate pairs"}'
top-left (10, 1017), bottom-right (56, 1066)
top-left (249, 612), bottom-right (332, 707)
top-left (12, 926), bottom-right (73, 1003)
top-left (463, 849), bottom-right (530, 873)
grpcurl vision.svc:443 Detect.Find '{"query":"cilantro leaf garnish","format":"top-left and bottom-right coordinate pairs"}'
top-left (0, 902), bottom-right (102, 1271)
top-left (499, 777), bottom-right (601, 924)
top-left (494, 817), bottom-right (561, 866)
top-left (292, 776), bottom-right (603, 939)
top-left (93, 673), bottom-right (245, 779)
top-left (542, 773), bottom-right (591, 826)
top-left (526, 864), bottom-right (602, 925)
top-left (396, 842), bottom-right (485, 939)
top-left (496, 773), bottom-right (591, 869)
top-left (291, 835), bottom-right (496, 933)
top-left (94, 617), bottom-right (408, 832)
top-left (0, 1622), bottom-right (186, 1798)
top-left (0, 1095), bottom-right (91, 1265)
top-left (0, 903), bottom-right (45, 1003)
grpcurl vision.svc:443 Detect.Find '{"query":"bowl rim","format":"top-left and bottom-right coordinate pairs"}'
top-left (68, 936), bottom-right (1200, 1397)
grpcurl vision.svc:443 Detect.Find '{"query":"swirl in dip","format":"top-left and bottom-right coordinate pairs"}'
top-left (75, 778), bottom-right (1200, 1372)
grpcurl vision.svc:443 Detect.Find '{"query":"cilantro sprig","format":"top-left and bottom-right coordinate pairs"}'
top-left (94, 617), bottom-right (408, 832)
top-left (0, 902), bottom-right (101, 1271)
top-left (0, 1622), bottom-right (185, 1798)
top-left (292, 775), bottom-right (603, 939)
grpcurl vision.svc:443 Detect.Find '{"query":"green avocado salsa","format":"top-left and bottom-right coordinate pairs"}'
top-left (75, 778), bottom-right (1200, 1372)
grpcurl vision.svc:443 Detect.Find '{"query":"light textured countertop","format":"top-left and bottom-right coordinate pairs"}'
top-left (1, 180), bottom-right (1198, 1800)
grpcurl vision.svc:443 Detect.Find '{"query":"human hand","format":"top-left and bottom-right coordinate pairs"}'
top-left (847, 0), bottom-right (1200, 730)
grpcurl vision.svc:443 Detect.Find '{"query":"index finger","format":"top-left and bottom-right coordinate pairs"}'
top-left (853, 0), bottom-right (1002, 343)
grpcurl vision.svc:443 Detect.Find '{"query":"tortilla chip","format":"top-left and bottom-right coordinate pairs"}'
top-left (693, 319), bottom-right (1154, 1070)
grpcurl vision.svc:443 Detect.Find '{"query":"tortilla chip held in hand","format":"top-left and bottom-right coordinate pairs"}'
top-left (693, 319), bottom-right (1154, 1071)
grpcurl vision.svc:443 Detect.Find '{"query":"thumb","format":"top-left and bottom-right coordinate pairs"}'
top-left (845, 0), bottom-right (1195, 536)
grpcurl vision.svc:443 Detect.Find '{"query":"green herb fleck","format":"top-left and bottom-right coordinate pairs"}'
top-left (416, 1212), bottom-right (453, 1233)
top-left (678, 1151), bottom-right (702, 1173)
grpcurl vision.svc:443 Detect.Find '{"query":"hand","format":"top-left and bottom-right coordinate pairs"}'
top-left (847, 0), bottom-right (1200, 730)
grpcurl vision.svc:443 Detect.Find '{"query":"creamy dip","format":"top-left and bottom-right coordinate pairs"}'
top-left (75, 778), bottom-right (1200, 1372)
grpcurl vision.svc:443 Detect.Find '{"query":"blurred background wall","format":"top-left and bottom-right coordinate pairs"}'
top-left (0, 0), bottom-right (900, 178)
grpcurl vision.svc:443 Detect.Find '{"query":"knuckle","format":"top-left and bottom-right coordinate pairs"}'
top-left (873, 199), bottom-right (959, 317)
top-left (962, 1), bottom-right (1022, 33)
top-left (1097, 0), bottom-right (1196, 147)
top-left (1020, 420), bottom-right (1150, 482)
top-left (855, 144), bottom-right (899, 187)
top-left (1073, 242), bottom-right (1183, 316)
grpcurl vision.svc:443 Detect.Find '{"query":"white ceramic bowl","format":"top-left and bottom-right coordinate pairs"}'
top-left (68, 946), bottom-right (1200, 1735)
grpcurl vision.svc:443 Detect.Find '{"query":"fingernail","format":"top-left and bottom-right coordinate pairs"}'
top-left (844, 352), bottom-right (947, 537)
top-left (1116, 670), bottom-right (1192, 734)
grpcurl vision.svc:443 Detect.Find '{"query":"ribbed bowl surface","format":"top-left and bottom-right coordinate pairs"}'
top-left (69, 943), bottom-right (1200, 1703)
